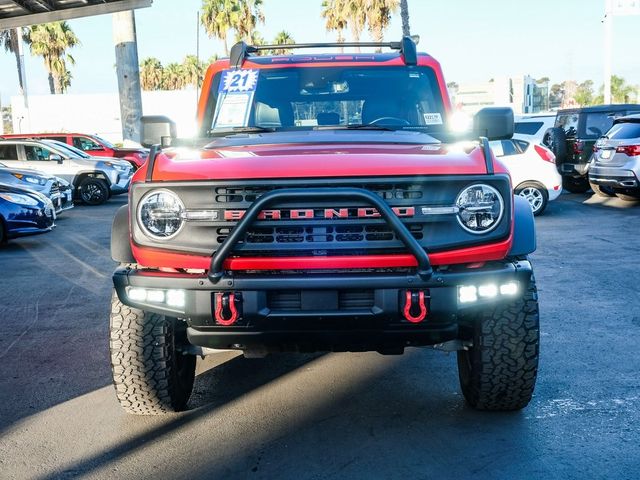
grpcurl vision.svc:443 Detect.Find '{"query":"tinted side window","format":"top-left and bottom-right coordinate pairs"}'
top-left (490, 140), bottom-right (520, 157)
top-left (607, 122), bottom-right (640, 140)
top-left (73, 136), bottom-right (101, 151)
top-left (514, 122), bottom-right (543, 135)
top-left (0, 144), bottom-right (18, 160)
top-left (514, 139), bottom-right (529, 152)
top-left (556, 113), bottom-right (579, 137)
top-left (24, 145), bottom-right (53, 161)
top-left (583, 113), bottom-right (616, 139)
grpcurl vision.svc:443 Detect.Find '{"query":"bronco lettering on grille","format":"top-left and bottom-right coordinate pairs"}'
top-left (224, 207), bottom-right (415, 221)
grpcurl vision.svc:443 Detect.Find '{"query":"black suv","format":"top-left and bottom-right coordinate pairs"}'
top-left (543, 104), bottom-right (640, 193)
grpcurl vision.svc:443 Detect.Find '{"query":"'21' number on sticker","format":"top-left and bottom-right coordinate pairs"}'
top-left (222, 69), bottom-right (258, 93)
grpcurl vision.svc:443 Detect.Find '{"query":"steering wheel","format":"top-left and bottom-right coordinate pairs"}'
top-left (368, 117), bottom-right (411, 126)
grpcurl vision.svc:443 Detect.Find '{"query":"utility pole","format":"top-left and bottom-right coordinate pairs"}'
top-left (603, 0), bottom-right (612, 104)
top-left (113, 10), bottom-right (143, 144)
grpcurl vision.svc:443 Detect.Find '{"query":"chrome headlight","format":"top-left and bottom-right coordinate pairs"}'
top-left (137, 189), bottom-right (185, 240)
top-left (456, 184), bottom-right (504, 234)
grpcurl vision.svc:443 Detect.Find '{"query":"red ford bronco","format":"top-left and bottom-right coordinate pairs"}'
top-left (109, 37), bottom-right (539, 415)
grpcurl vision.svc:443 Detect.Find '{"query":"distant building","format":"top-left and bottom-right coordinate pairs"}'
top-left (451, 76), bottom-right (550, 114)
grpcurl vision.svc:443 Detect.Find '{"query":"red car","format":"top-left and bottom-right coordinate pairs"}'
top-left (0, 132), bottom-right (148, 169)
top-left (109, 37), bottom-right (539, 415)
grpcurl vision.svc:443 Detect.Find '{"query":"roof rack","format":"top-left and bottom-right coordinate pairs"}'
top-left (229, 36), bottom-right (418, 68)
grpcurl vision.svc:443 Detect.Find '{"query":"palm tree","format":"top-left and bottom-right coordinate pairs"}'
top-left (162, 63), bottom-right (184, 90)
top-left (140, 57), bottom-right (163, 91)
top-left (366, 0), bottom-right (399, 51)
top-left (343, 0), bottom-right (367, 52)
top-left (182, 54), bottom-right (204, 87)
top-left (28, 22), bottom-right (79, 94)
top-left (399, 0), bottom-right (410, 36)
top-left (0, 28), bottom-right (29, 96)
top-left (233, 0), bottom-right (265, 43)
top-left (321, 0), bottom-right (347, 52)
top-left (201, 0), bottom-right (238, 57)
top-left (271, 30), bottom-right (294, 55)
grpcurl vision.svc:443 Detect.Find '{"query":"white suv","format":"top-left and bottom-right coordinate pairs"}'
top-left (0, 139), bottom-right (133, 205)
top-left (514, 114), bottom-right (556, 145)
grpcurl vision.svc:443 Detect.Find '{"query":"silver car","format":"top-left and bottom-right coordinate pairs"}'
top-left (589, 114), bottom-right (640, 201)
top-left (0, 163), bottom-right (74, 214)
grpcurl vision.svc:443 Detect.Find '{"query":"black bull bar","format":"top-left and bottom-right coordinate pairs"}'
top-left (208, 187), bottom-right (433, 282)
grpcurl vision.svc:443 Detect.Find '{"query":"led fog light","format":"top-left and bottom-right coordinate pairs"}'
top-left (458, 285), bottom-right (478, 303)
top-left (478, 284), bottom-right (498, 298)
top-left (166, 289), bottom-right (186, 308)
top-left (500, 282), bottom-right (518, 296)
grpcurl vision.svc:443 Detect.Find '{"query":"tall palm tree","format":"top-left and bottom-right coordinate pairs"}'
top-left (182, 54), bottom-right (204, 87)
top-left (162, 63), bottom-right (184, 90)
top-left (0, 28), bottom-right (29, 95)
top-left (365, 0), bottom-right (399, 51)
top-left (271, 30), bottom-right (294, 55)
top-left (233, 0), bottom-right (265, 43)
top-left (343, 0), bottom-right (367, 52)
top-left (28, 22), bottom-right (79, 94)
top-left (399, 0), bottom-right (410, 36)
top-left (201, 0), bottom-right (238, 57)
top-left (321, 0), bottom-right (347, 52)
top-left (140, 57), bottom-right (164, 91)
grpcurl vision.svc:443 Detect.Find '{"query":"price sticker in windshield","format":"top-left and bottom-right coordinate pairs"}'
top-left (220, 69), bottom-right (259, 93)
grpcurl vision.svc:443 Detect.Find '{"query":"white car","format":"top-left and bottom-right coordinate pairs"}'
top-left (514, 114), bottom-right (556, 145)
top-left (490, 138), bottom-right (562, 215)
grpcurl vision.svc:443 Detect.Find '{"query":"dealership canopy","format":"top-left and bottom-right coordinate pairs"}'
top-left (0, 0), bottom-right (151, 29)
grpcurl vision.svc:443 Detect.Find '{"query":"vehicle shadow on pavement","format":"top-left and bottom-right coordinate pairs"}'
top-left (33, 351), bottom-right (540, 480)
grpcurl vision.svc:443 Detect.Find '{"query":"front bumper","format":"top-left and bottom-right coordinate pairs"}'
top-left (113, 259), bottom-right (533, 351)
top-left (110, 175), bottom-right (132, 195)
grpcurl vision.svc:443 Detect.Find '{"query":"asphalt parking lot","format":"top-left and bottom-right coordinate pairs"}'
top-left (0, 193), bottom-right (639, 480)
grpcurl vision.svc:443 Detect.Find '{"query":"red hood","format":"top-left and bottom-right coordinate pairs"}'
top-left (135, 142), bottom-right (505, 182)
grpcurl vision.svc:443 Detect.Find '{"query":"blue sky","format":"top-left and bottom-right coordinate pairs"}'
top-left (1, 0), bottom-right (639, 104)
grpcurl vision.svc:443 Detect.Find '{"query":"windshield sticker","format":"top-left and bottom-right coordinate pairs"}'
top-left (214, 93), bottom-right (253, 128)
top-left (423, 113), bottom-right (443, 125)
top-left (212, 69), bottom-right (260, 129)
top-left (220, 69), bottom-right (259, 93)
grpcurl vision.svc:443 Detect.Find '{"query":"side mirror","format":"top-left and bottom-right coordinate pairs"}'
top-left (473, 107), bottom-right (514, 140)
top-left (141, 115), bottom-right (177, 148)
top-left (49, 154), bottom-right (63, 164)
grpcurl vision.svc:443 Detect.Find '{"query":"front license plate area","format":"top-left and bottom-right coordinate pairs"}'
top-left (301, 290), bottom-right (338, 311)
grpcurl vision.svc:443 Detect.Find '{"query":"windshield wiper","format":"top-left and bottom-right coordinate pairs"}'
top-left (209, 126), bottom-right (277, 136)
top-left (342, 124), bottom-right (396, 131)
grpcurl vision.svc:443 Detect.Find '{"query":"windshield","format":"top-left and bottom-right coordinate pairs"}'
top-left (204, 66), bottom-right (446, 136)
top-left (91, 135), bottom-right (115, 149)
top-left (42, 140), bottom-right (91, 158)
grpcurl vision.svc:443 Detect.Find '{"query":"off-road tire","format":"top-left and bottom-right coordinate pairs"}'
top-left (542, 127), bottom-right (567, 163)
top-left (589, 182), bottom-right (615, 197)
top-left (109, 290), bottom-right (196, 415)
top-left (457, 274), bottom-right (539, 411)
top-left (79, 177), bottom-right (109, 206)
top-left (515, 182), bottom-right (548, 216)
top-left (562, 176), bottom-right (590, 194)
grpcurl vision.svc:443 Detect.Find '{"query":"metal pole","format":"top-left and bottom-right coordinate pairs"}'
top-left (604, 0), bottom-right (612, 104)
top-left (196, 10), bottom-right (200, 110)
top-left (113, 10), bottom-right (143, 144)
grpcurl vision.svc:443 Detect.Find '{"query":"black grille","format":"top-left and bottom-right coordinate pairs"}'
top-left (267, 290), bottom-right (375, 311)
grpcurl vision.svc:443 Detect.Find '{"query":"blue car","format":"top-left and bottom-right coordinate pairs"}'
top-left (0, 163), bottom-right (74, 214)
top-left (0, 183), bottom-right (55, 244)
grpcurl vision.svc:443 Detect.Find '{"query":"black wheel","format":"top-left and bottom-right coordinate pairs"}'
top-left (562, 176), bottom-right (590, 194)
top-left (614, 189), bottom-right (640, 202)
top-left (109, 290), bottom-right (196, 415)
top-left (79, 177), bottom-right (109, 205)
top-left (542, 127), bottom-right (567, 163)
top-left (515, 182), bottom-right (548, 216)
top-left (589, 182), bottom-right (615, 197)
top-left (457, 274), bottom-right (539, 411)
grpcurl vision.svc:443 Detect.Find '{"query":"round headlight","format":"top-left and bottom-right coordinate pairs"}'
top-left (138, 189), bottom-right (185, 240)
top-left (456, 184), bottom-right (504, 234)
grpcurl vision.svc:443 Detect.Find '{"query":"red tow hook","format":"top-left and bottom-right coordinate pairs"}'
top-left (214, 292), bottom-right (239, 326)
top-left (403, 291), bottom-right (428, 323)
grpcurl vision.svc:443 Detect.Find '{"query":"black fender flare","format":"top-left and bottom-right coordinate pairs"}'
top-left (509, 195), bottom-right (537, 256)
top-left (111, 204), bottom-right (135, 263)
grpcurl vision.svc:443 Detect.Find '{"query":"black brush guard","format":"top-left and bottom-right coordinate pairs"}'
top-left (208, 187), bottom-right (433, 282)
